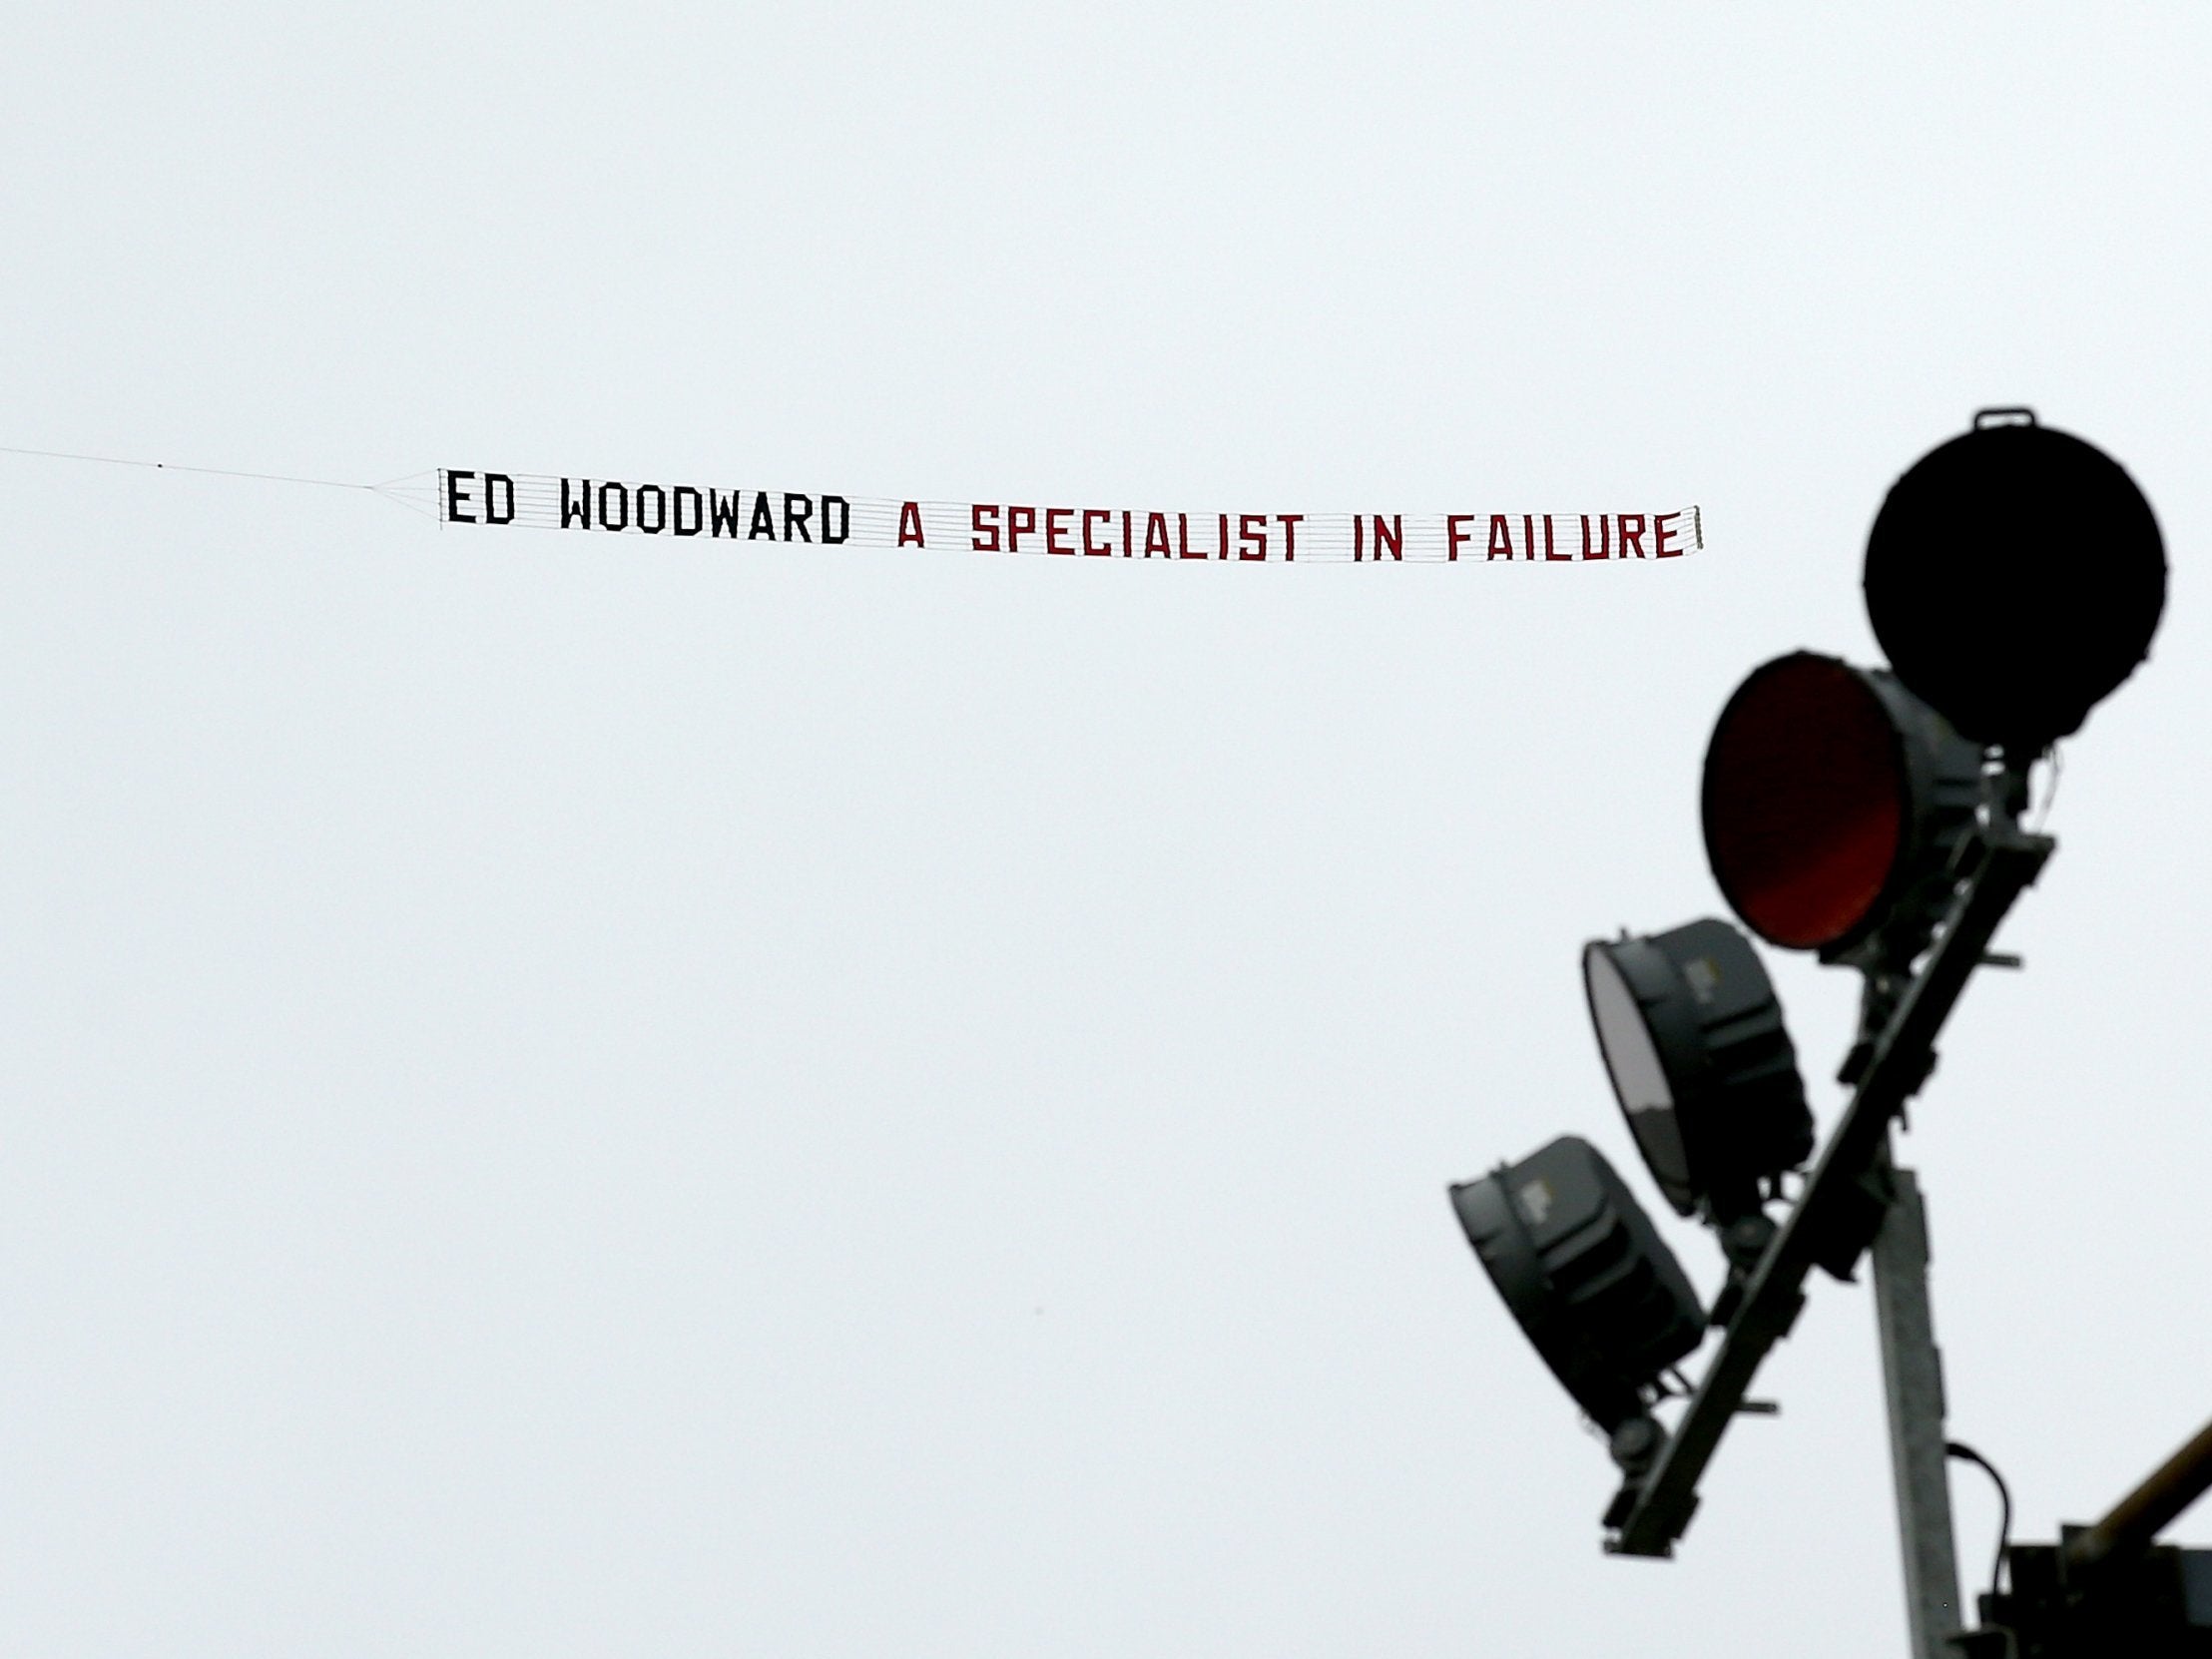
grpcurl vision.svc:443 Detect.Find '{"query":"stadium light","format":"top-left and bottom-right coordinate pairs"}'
top-left (1449, 1136), bottom-right (1705, 1465)
top-left (1446, 411), bottom-right (2168, 1659)
top-left (1702, 652), bottom-right (1981, 971)
top-left (1864, 409), bottom-right (2165, 754)
top-left (1582, 919), bottom-right (1813, 1235)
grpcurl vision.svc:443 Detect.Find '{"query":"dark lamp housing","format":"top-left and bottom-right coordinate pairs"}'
top-left (1449, 1136), bottom-right (1705, 1433)
top-left (1583, 919), bottom-right (1812, 1224)
top-left (1864, 413), bottom-right (2165, 752)
top-left (1703, 653), bottom-right (1980, 965)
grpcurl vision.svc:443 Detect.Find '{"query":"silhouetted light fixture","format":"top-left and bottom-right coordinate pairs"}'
top-left (1449, 1136), bottom-right (1705, 1438)
top-left (1702, 652), bottom-right (1980, 965)
top-left (1864, 410), bottom-right (2165, 752)
top-left (1583, 919), bottom-right (1812, 1226)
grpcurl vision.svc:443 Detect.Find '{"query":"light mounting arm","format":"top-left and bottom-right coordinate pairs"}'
top-left (1604, 815), bottom-right (2052, 1558)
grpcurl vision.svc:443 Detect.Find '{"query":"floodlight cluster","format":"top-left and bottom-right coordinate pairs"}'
top-left (1447, 410), bottom-right (2165, 1474)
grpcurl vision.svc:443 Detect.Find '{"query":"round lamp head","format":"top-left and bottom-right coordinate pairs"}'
top-left (1584, 919), bottom-right (1812, 1223)
top-left (1449, 1135), bottom-right (1705, 1433)
top-left (1864, 413), bottom-right (2164, 751)
top-left (1702, 652), bottom-right (1981, 963)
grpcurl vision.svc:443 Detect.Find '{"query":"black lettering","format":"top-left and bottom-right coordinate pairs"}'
top-left (444, 470), bottom-right (477, 522)
top-left (598, 482), bottom-right (629, 532)
top-left (783, 493), bottom-right (814, 542)
top-left (673, 486), bottom-right (703, 536)
top-left (484, 473), bottom-right (514, 525)
top-left (822, 494), bottom-right (849, 544)
top-left (749, 493), bottom-right (777, 540)
top-left (710, 489), bottom-right (743, 537)
top-left (561, 478), bottom-right (591, 529)
top-left (637, 484), bottom-right (667, 534)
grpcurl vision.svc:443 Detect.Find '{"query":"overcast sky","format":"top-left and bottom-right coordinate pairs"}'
top-left (5, 6), bottom-right (2209, 1655)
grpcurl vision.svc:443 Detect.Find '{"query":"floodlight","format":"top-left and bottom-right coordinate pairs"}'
top-left (1448, 1136), bottom-right (1705, 1439)
top-left (1702, 652), bottom-right (1981, 965)
top-left (1583, 919), bottom-right (1811, 1226)
top-left (1864, 411), bottom-right (2165, 752)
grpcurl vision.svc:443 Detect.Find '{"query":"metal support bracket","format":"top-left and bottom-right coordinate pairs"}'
top-left (1604, 823), bottom-right (2051, 1559)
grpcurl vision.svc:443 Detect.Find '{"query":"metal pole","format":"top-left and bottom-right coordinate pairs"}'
top-left (1871, 1159), bottom-right (1964, 1659)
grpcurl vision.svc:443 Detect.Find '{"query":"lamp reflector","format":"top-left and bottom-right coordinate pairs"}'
top-left (1583, 919), bottom-right (1811, 1222)
top-left (1586, 944), bottom-right (1689, 1200)
top-left (1703, 656), bottom-right (1903, 950)
top-left (1703, 653), bottom-right (1979, 961)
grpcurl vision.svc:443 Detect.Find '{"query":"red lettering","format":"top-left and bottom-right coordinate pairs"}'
top-left (970, 503), bottom-right (1000, 552)
top-left (1619, 514), bottom-right (1647, 558)
top-left (1121, 511), bottom-right (1132, 557)
top-left (1653, 511), bottom-right (1682, 557)
top-left (1083, 509), bottom-right (1111, 556)
top-left (1487, 515), bottom-right (1514, 560)
top-left (1353, 516), bottom-right (1365, 560)
top-left (1179, 514), bottom-right (1204, 559)
top-left (1046, 507), bottom-right (1073, 554)
top-left (1375, 515), bottom-right (1402, 560)
top-left (1008, 505), bottom-right (1038, 553)
top-left (1216, 513), bottom-right (1230, 559)
top-left (1277, 514), bottom-right (1302, 562)
top-left (1580, 514), bottom-right (1608, 560)
top-left (1238, 513), bottom-right (1267, 560)
top-left (1446, 515), bottom-right (1475, 560)
top-left (1543, 514), bottom-right (1567, 561)
top-left (1145, 513), bottom-right (1171, 557)
top-left (898, 501), bottom-right (925, 548)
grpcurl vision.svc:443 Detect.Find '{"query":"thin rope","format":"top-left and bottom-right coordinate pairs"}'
top-left (0, 443), bottom-right (382, 493)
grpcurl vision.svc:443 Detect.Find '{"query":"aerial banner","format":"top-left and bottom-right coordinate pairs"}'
top-left (437, 469), bottom-right (1703, 564)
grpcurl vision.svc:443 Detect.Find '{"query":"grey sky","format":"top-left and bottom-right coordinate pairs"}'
top-left (4, 6), bottom-right (2209, 1654)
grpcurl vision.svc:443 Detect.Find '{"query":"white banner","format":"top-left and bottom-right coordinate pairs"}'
top-left (438, 469), bottom-right (1703, 564)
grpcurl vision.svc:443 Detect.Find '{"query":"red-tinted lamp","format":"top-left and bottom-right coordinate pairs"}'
top-left (1703, 653), bottom-right (1980, 960)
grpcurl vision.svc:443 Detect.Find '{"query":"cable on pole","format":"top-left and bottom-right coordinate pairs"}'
top-left (1946, 1440), bottom-right (2015, 1599)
